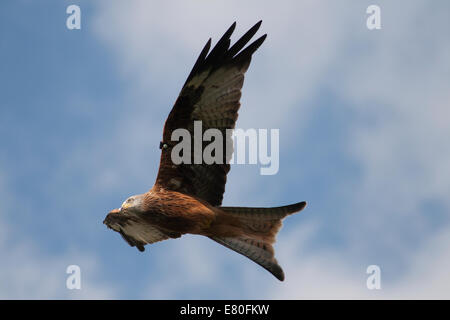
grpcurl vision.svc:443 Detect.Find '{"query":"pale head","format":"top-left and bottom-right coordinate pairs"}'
top-left (120, 194), bottom-right (145, 212)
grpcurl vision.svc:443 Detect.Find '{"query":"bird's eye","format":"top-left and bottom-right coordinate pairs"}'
top-left (127, 198), bottom-right (132, 203)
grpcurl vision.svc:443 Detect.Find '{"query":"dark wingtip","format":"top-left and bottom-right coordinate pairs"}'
top-left (271, 263), bottom-right (285, 281)
top-left (227, 21), bottom-right (264, 59)
top-left (224, 21), bottom-right (237, 38)
top-left (282, 201), bottom-right (307, 216)
top-left (234, 33), bottom-right (267, 62)
top-left (259, 33), bottom-right (268, 44)
top-left (299, 201), bottom-right (307, 211)
top-left (184, 21), bottom-right (265, 87)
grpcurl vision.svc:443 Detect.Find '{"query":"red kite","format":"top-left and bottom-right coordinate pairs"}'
top-left (104, 21), bottom-right (306, 281)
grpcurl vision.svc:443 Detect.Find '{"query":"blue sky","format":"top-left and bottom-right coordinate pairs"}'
top-left (1, 0), bottom-right (449, 299)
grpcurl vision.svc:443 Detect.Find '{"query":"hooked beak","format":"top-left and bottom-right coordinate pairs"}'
top-left (121, 202), bottom-right (132, 210)
top-left (106, 208), bottom-right (121, 217)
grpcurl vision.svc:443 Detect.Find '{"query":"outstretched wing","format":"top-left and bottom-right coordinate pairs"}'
top-left (155, 21), bottom-right (266, 206)
top-left (103, 209), bottom-right (180, 252)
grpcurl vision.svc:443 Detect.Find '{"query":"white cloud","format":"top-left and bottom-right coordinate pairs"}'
top-left (142, 236), bottom-right (224, 299)
top-left (0, 173), bottom-right (116, 299)
top-left (93, 0), bottom-right (352, 129)
top-left (267, 223), bottom-right (450, 299)
top-left (56, 0), bottom-right (450, 299)
top-left (91, 0), bottom-right (357, 208)
top-left (389, 226), bottom-right (450, 299)
top-left (330, 1), bottom-right (450, 251)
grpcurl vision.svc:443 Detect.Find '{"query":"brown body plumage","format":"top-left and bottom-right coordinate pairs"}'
top-left (104, 21), bottom-right (307, 281)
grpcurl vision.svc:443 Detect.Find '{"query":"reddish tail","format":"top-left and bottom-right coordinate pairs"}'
top-left (209, 201), bottom-right (306, 281)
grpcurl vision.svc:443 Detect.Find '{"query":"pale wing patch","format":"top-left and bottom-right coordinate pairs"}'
top-left (187, 68), bottom-right (211, 88)
top-left (121, 222), bottom-right (169, 245)
top-left (191, 66), bottom-right (246, 128)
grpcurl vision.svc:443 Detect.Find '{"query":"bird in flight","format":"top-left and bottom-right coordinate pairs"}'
top-left (103, 21), bottom-right (306, 281)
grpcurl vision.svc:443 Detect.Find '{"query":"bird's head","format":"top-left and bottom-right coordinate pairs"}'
top-left (120, 194), bottom-right (145, 212)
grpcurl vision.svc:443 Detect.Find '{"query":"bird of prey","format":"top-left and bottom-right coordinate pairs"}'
top-left (104, 21), bottom-right (306, 281)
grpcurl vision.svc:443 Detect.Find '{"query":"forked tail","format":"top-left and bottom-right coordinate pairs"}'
top-left (209, 201), bottom-right (306, 281)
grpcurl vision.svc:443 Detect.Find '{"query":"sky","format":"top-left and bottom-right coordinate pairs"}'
top-left (0, 0), bottom-right (449, 299)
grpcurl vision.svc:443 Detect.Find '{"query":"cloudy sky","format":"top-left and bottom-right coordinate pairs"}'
top-left (1, 0), bottom-right (449, 299)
